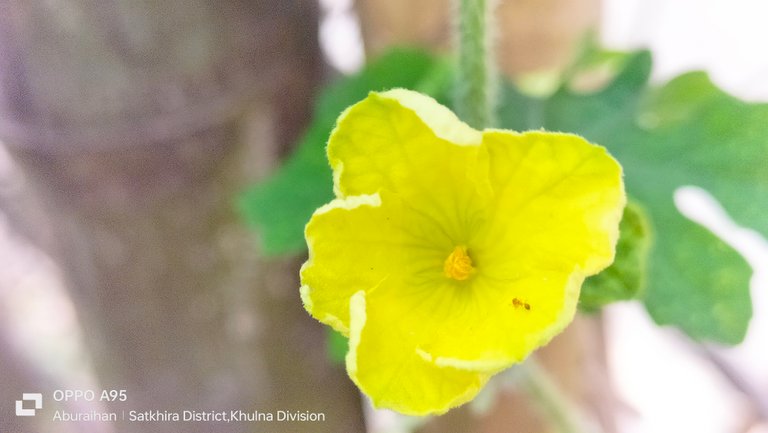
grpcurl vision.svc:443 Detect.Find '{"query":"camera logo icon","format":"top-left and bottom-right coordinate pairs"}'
top-left (15, 393), bottom-right (43, 417)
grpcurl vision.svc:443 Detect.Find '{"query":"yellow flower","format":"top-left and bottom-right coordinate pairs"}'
top-left (300, 89), bottom-right (625, 415)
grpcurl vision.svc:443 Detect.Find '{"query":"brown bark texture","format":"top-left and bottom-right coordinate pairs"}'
top-left (0, 1), bottom-right (365, 432)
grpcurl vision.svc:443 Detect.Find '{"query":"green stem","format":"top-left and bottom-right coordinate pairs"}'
top-left (519, 358), bottom-right (600, 433)
top-left (455, 0), bottom-right (497, 129)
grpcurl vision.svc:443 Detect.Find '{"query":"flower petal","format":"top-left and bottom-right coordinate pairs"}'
top-left (302, 193), bottom-right (399, 334)
top-left (417, 131), bottom-right (624, 370)
top-left (328, 89), bottom-right (488, 202)
top-left (302, 191), bottom-right (456, 334)
top-left (418, 271), bottom-right (584, 372)
top-left (346, 290), bottom-right (490, 415)
top-left (478, 130), bottom-right (625, 277)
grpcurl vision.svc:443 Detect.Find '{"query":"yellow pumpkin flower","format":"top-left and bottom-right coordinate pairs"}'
top-left (300, 89), bottom-right (625, 415)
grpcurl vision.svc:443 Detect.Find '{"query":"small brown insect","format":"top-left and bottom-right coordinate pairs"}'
top-left (512, 298), bottom-right (531, 311)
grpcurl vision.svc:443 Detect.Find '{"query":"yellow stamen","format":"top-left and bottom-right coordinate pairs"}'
top-left (443, 246), bottom-right (474, 281)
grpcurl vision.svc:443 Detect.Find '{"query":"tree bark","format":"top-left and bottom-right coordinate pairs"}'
top-left (0, 1), bottom-right (365, 432)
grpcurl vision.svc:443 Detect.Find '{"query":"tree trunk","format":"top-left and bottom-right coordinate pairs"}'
top-left (0, 1), bottom-right (365, 432)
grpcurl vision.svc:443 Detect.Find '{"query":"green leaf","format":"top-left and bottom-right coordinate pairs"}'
top-left (238, 48), bottom-right (450, 255)
top-left (500, 51), bottom-right (759, 344)
top-left (326, 328), bottom-right (348, 366)
top-left (580, 201), bottom-right (651, 312)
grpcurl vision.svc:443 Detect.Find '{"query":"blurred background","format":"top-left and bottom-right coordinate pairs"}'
top-left (1, 0), bottom-right (766, 432)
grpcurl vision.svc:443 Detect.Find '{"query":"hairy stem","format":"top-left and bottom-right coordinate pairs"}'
top-left (455, 0), bottom-right (497, 128)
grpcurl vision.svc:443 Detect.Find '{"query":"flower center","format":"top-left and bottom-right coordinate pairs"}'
top-left (443, 246), bottom-right (474, 281)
